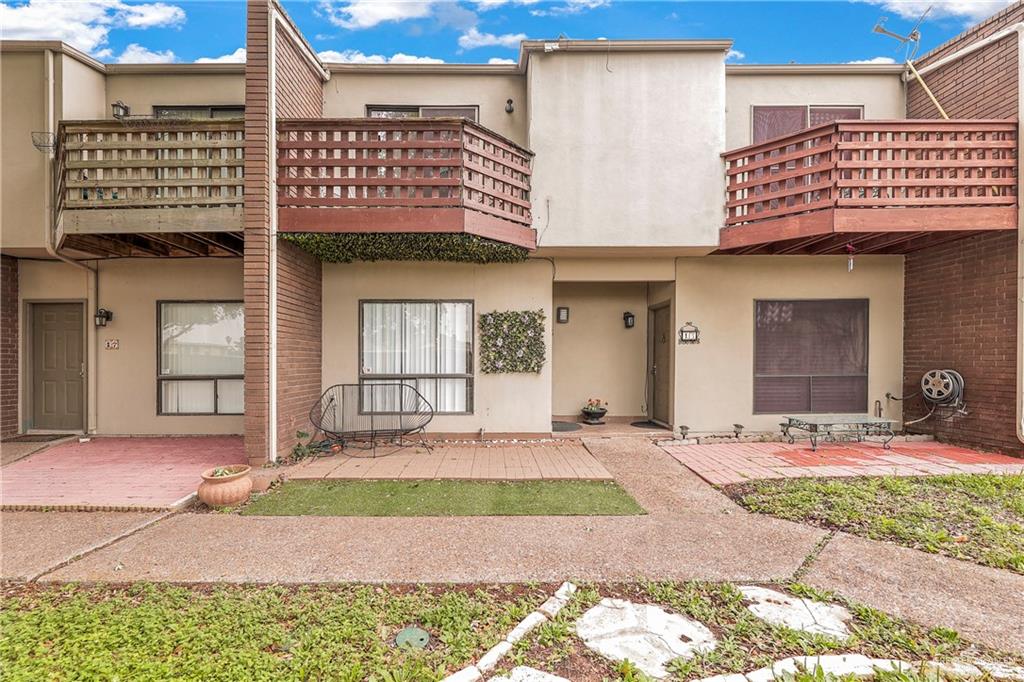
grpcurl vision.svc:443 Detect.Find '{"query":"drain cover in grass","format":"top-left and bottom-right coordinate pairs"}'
top-left (395, 626), bottom-right (430, 649)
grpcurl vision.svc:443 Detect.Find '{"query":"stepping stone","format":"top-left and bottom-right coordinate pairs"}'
top-left (489, 666), bottom-right (569, 682)
top-left (575, 598), bottom-right (717, 679)
top-left (738, 586), bottom-right (851, 640)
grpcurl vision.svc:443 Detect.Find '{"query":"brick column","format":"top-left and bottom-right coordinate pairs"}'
top-left (1, 255), bottom-right (19, 439)
top-left (243, 0), bottom-right (273, 466)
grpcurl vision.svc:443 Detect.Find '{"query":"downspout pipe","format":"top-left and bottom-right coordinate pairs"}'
top-left (904, 24), bottom-right (1024, 446)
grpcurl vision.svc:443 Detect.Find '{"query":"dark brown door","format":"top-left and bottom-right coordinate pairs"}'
top-left (31, 303), bottom-right (84, 431)
top-left (650, 306), bottom-right (671, 426)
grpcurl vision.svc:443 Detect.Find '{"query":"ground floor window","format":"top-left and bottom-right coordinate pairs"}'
top-left (754, 299), bottom-right (868, 414)
top-left (158, 301), bottom-right (244, 415)
top-left (360, 301), bottom-right (473, 414)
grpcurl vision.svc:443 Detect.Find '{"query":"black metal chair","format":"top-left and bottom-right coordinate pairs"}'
top-left (309, 383), bottom-right (434, 455)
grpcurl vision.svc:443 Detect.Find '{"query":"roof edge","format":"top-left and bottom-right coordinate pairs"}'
top-left (0, 40), bottom-right (106, 73)
top-left (727, 64), bottom-right (907, 75)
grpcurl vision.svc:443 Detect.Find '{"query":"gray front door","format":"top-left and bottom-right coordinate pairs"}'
top-left (650, 305), bottom-right (671, 426)
top-left (31, 303), bottom-right (84, 431)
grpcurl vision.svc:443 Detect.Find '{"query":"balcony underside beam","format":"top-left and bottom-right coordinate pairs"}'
top-left (718, 207), bottom-right (1017, 254)
top-left (60, 231), bottom-right (244, 258)
top-left (278, 207), bottom-right (537, 250)
top-left (62, 207), bottom-right (244, 235)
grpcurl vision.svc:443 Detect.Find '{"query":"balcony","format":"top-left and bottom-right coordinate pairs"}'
top-left (55, 119), bottom-right (244, 257)
top-left (720, 120), bottom-right (1018, 254)
top-left (276, 118), bottom-right (535, 249)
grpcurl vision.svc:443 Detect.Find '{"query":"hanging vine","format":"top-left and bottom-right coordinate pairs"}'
top-left (280, 233), bottom-right (529, 264)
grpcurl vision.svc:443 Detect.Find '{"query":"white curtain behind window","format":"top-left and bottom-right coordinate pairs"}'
top-left (160, 302), bottom-right (244, 376)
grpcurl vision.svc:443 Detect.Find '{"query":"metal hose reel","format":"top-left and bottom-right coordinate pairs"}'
top-left (887, 368), bottom-right (967, 426)
top-left (920, 369), bottom-right (965, 406)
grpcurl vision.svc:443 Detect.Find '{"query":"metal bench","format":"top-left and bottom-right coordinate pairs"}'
top-left (780, 414), bottom-right (897, 451)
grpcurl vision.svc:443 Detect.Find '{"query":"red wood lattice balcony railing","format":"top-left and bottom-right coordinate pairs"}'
top-left (721, 120), bottom-right (1017, 253)
top-left (276, 118), bottom-right (534, 248)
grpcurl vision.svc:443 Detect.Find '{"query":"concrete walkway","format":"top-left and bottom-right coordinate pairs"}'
top-left (2, 436), bottom-right (1021, 654)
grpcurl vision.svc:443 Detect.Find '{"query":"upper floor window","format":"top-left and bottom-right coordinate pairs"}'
top-left (751, 105), bottom-right (864, 144)
top-left (154, 105), bottom-right (245, 119)
top-left (367, 105), bottom-right (479, 122)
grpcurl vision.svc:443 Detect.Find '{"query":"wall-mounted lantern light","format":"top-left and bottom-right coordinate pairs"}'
top-left (623, 311), bottom-right (635, 329)
top-left (505, 98), bottom-right (515, 114)
top-left (94, 308), bottom-right (113, 327)
top-left (678, 322), bottom-right (700, 344)
top-left (111, 101), bottom-right (131, 119)
top-left (556, 306), bottom-right (569, 324)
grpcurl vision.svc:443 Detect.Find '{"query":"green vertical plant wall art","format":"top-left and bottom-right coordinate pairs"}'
top-left (478, 309), bottom-right (547, 374)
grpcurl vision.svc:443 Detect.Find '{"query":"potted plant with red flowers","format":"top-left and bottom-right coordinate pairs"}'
top-left (581, 398), bottom-right (608, 425)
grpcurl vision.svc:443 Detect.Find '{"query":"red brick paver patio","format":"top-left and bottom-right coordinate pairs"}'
top-left (661, 440), bottom-right (1024, 485)
top-left (0, 436), bottom-right (244, 511)
top-left (289, 442), bottom-right (612, 481)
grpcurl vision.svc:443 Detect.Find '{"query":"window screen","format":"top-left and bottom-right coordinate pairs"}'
top-left (754, 300), bottom-right (868, 414)
top-left (751, 105), bottom-right (864, 144)
top-left (367, 105), bottom-right (479, 121)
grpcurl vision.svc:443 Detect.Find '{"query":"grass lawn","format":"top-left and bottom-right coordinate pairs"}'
top-left (728, 474), bottom-right (1024, 574)
top-left (0, 583), bottom-right (546, 682)
top-left (4, 581), bottom-right (1020, 682)
top-left (241, 480), bottom-right (645, 516)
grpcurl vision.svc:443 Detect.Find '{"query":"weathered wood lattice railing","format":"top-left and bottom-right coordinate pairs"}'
top-left (724, 120), bottom-right (1018, 226)
top-left (276, 118), bottom-right (533, 229)
top-left (55, 119), bottom-right (245, 229)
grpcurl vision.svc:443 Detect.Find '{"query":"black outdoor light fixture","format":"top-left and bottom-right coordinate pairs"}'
top-left (94, 308), bottom-right (113, 327)
top-left (556, 306), bottom-right (569, 324)
top-left (623, 311), bottom-right (635, 329)
top-left (505, 98), bottom-right (515, 114)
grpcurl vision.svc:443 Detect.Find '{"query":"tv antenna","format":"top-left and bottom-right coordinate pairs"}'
top-left (872, 5), bottom-right (932, 60)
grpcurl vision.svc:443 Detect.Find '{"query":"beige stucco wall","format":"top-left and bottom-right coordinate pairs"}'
top-left (550, 257), bottom-right (676, 282)
top-left (673, 256), bottom-right (904, 433)
top-left (552, 282), bottom-right (649, 417)
top-left (105, 73), bottom-right (245, 115)
top-left (725, 72), bottom-right (905, 149)
top-left (323, 71), bottom-right (527, 146)
top-left (1, 51), bottom-right (48, 252)
top-left (527, 50), bottom-right (726, 249)
top-left (321, 260), bottom-right (553, 434)
top-left (18, 258), bottom-right (244, 435)
top-left (59, 54), bottom-right (106, 120)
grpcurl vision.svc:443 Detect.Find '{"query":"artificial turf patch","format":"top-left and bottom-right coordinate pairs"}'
top-left (241, 480), bottom-right (646, 517)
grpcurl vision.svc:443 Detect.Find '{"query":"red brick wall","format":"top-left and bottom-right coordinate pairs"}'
top-left (902, 2), bottom-right (1022, 455)
top-left (244, 0), bottom-right (273, 466)
top-left (1, 256), bottom-right (19, 439)
top-left (244, 0), bottom-right (324, 464)
top-left (275, 240), bottom-right (322, 456)
top-left (907, 3), bottom-right (1021, 119)
top-left (903, 232), bottom-right (1021, 455)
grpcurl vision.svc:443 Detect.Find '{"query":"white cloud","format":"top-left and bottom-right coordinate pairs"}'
top-left (458, 26), bottom-right (527, 50)
top-left (726, 48), bottom-right (745, 62)
top-left (529, 0), bottom-right (609, 16)
top-left (317, 0), bottom-right (438, 29)
top-left (864, 0), bottom-right (1013, 22)
top-left (847, 56), bottom-right (898, 64)
top-left (472, 0), bottom-right (540, 9)
top-left (488, 57), bottom-right (516, 64)
top-left (195, 47), bottom-right (246, 64)
top-left (0, 0), bottom-right (185, 54)
top-left (115, 43), bottom-right (176, 63)
top-left (317, 49), bottom-right (444, 64)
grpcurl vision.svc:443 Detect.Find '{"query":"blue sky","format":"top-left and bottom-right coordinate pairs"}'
top-left (0, 0), bottom-right (1014, 65)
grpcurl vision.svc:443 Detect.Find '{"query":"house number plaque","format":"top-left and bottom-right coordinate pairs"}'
top-left (678, 323), bottom-right (700, 345)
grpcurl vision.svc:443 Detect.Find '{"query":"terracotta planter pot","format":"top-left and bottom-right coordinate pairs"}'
top-left (198, 465), bottom-right (253, 507)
